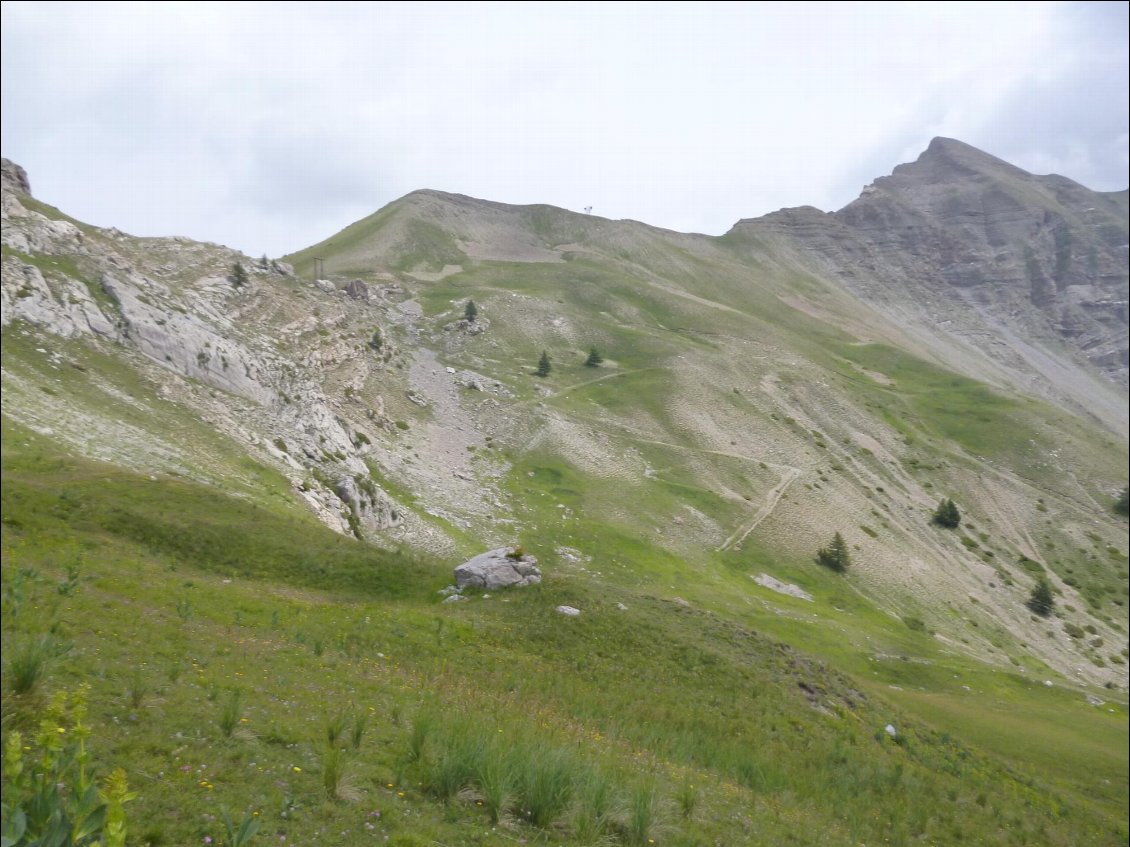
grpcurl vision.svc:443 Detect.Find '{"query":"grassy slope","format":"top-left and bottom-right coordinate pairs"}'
top-left (2, 418), bottom-right (1126, 847)
top-left (4, 186), bottom-right (1128, 845)
top-left (414, 238), bottom-right (1128, 637)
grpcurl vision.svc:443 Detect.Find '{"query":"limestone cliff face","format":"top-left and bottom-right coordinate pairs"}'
top-left (840, 139), bottom-right (1127, 379)
top-left (0, 158), bottom-right (403, 539)
top-left (731, 137), bottom-right (1128, 431)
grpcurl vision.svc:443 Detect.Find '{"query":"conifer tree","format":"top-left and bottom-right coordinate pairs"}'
top-left (816, 532), bottom-right (851, 573)
top-left (584, 346), bottom-right (603, 367)
top-left (1026, 578), bottom-right (1055, 617)
top-left (931, 498), bottom-right (961, 529)
top-left (231, 261), bottom-right (248, 288)
top-left (464, 300), bottom-right (478, 322)
top-left (535, 350), bottom-right (551, 377)
top-left (1116, 485), bottom-right (1129, 517)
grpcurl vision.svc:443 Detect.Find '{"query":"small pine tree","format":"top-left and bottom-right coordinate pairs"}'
top-left (816, 532), bottom-right (851, 573)
top-left (231, 261), bottom-right (248, 288)
top-left (1026, 578), bottom-right (1055, 617)
top-left (464, 300), bottom-right (478, 322)
top-left (584, 346), bottom-right (603, 367)
top-left (535, 350), bottom-right (551, 378)
top-left (931, 498), bottom-right (961, 529)
top-left (258, 254), bottom-right (269, 270)
top-left (1116, 486), bottom-right (1129, 517)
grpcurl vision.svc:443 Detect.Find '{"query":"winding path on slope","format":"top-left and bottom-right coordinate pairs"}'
top-left (515, 366), bottom-right (660, 408)
top-left (717, 466), bottom-right (803, 552)
top-left (561, 409), bottom-right (806, 550)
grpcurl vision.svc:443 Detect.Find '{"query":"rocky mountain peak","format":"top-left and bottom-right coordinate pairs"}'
top-left (917, 135), bottom-right (1022, 173)
top-left (2, 158), bottom-right (31, 196)
top-left (729, 139), bottom-right (1128, 424)
top-left (858, 137), bottom-right (1031, 202)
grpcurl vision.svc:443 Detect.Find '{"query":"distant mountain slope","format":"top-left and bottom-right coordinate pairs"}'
top-left (3, 143), bottom-right (1127, 693)
top-left (731, 137), bottom-right (1128, 434)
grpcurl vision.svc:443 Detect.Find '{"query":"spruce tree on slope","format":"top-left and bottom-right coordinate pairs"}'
top-left (931, 498), bottom-right (961, 529)
top-left (816, 532), bottom-right (851, 573)
top-left (231, 262), bottom-right (248, 288)
top-left (1026, 578), bottom-right (1055, 617)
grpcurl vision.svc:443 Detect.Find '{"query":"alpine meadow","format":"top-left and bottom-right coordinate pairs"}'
top-left (1, 138), bottom-right (1127, 846)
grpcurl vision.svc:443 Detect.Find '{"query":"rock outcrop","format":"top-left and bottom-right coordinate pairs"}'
top-left (345, 279), bottom-right (370, 301)
top-left (453, 548), bottom-right (542, 590)
top-left (731, 137), bottom-right (1129, 431)
top-left (0, 158), bottom-right (400, 540)
top-left (1, 158), bottom-right (30, 196)
top-left (333, 475), bottom-right (402, 532)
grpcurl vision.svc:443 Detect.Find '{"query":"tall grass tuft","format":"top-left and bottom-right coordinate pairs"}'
top-left (175, 598), bottom-right (192, 621)
top-left (428, 726), bottom-right (484, 803)
top-left (475, 747), bottom-right (513, 825)
top-left (515, 747), bottom-right (575, 828)
top-left (323, 745), bottom-right (342, 798)
top-left (626, 782), bottom-right (660, 845)
top-left (573, 767), bottom-right (617, 842)
top-left (676, 779), bottom-right (697, 819)
top-left (351, 710), bottom-right (368, 750)
top-left (127, 667), bottom-right (148, 710)
top-left (7, 635), bottom-right (52, 695)
top-left (326, 709), bottom-right (348, 747)
top-left (218, 689), bottom-right (241, 738)
top-left (321, 745), bottom-right (359, 801)
top-left (406, 711), bottom-right (433, 763)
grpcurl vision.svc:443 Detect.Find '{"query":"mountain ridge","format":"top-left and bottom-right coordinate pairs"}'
top-left (2, 142), bottom-right (1127, 692)
top-left (2, 139), bottom-right (1128, 845)
top-left (293, 137), bottom-right (1130, 419)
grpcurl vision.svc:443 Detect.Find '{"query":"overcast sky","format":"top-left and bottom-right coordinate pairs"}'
top-left (2, 1), bottom-right (1127, 258)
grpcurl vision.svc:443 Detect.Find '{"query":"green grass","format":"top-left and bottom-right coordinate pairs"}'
top-left (1, 419), bottom-right (438, 601)
top-left (5, 634), bottom-right (53, 695)
top-left (2, 434), bottom-right (1127, 846)
top-left (7, 161), bottom-right (1128, 842)
top-left (12, 194), bottom-right (95, 231)
top-left (830, 342), bottom-right (1037, 461)
top-left (284, 200), bottom-right (465, 277)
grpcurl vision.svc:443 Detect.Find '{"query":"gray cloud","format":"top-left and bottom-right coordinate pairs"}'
top-left (2, 1), bottom-right (1126, 257)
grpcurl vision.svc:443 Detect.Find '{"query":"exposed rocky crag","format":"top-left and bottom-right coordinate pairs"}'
top-left (733, 138), bottom-right (1128, 432)
top-left (1, 159), bottom-right (403, 539)
top-left (1, 157), bottom-right (31, 196)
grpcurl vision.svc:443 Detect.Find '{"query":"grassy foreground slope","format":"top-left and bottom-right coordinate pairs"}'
top-left (2, 419), bottom-right (1126, 846)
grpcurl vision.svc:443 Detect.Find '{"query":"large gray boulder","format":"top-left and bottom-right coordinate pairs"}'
top-left (454, 548), bottom-right (541, 590)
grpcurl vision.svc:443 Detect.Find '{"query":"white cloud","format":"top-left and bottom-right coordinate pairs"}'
top-left (2, 1), bottom-right (1126, 256)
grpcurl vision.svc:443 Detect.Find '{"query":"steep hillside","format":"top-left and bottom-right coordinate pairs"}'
top-left (3, 146), bottom-right (1127, 691)
top-left (732, 137), bottom-right (1128, 434)
top-left (4, 421), bottom-right (1125, 846)
top-left (2, 144), bottom-right (1128, 844)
